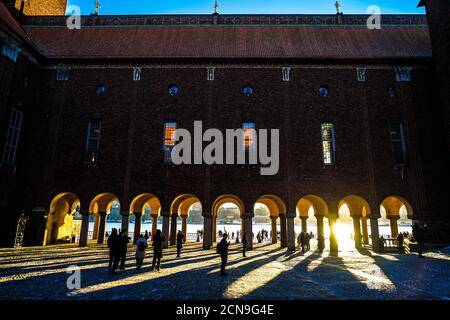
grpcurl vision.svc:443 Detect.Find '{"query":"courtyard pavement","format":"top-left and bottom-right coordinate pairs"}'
top-left (0, 242), bottom-right (449, 300)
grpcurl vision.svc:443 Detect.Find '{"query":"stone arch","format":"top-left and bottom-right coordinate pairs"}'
top-left (337, 195), bottom-right (371, 249)
top-left (296, 195), bottom-right (329, 251)
top-left (89, 192), bottom-right (120, 244)
top-left (129, 193), bottom-right (161, 243)
top-left (45, 192), bottom-right (80, 245)
top-left (169, 194), bottom-right (202, 244)
top-left (381, 196), bottom-right (413, 238)
top-left (211, 194), bottom-right (245, 244)
top-left (254, 195), bottom-right (287, 245)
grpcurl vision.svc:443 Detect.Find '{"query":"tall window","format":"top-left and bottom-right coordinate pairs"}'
top-left (2, 108), bottom-right (23, 165)
top-left (163, 121), bottom-right (177, 164)
top-left (321, 123), bottom-right (336, 166)
top-left (243, 122), bottom-right (256, 153)
top-left (85, 120), bottom-right (101, 163)
top-left (389, 123), bottom-right (407, 166)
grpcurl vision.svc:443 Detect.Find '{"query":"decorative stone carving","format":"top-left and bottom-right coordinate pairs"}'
top-left (282, 67), bottom-right (291, 82)
top-left (206, 66), bottom-right (216, 81)
top-left (356, 67), bottom-right (366, 82)
top-left (133, 67), bottom-right (142, 81)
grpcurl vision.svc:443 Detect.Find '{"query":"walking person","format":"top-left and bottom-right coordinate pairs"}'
top-left (135, 234), bottom-right (148, 271)
top-left (176, 230), bottom-right (185, 258)
top-left (242, 232), bottom-right (248, 257)
top-left (300, 232), bottom-right (306, 252)
top-left (151, 229), bottom-right (165, 271)
top-left (107, 228), bottom-right (120, 274)
top-left (306, 232), bottom-right (311, 251)
top-left (217, 233), bottom-right (230, 276)
top-left (119, 230), bottom-right (130, 270)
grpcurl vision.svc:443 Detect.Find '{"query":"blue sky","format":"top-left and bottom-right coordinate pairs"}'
top-left (66, 0), bottom-right (425, 15)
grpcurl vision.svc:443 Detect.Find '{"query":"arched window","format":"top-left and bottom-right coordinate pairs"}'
top-left (243, 86), bottom-right (254, 96)
top-left (168, 85), bottom-right (180, 96)
top-left (95, 85), bottom-right (106, 95)
top-left (319, 85), bottom-right (330, 97)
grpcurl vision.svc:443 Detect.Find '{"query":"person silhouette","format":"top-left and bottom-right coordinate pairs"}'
top-left (217, 233), bottom-right (230, 276)
top-left (107, 228), bottom-right (120, 274)
top-left (242, 232), bottom-right (248, 257)
top-left (176, 230), bottom-right (185, 258)
top-left (151, 229), bottom-right (166, 271)
top-left (135, 234), bottom-right (148, 271)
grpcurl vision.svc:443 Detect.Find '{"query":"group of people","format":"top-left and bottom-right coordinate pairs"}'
top-left (256, 229), bottom-right (270, 243)
top-left (107, 228), bottom-right (167, 273)
top-left (297, 231), bottom-right (314, 252)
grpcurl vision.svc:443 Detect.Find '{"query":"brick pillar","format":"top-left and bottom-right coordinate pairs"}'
top-left (244, 213), bottom-right (253, 250)
top-left (390, 216), bottom-right (399, 238)
top-left (329, 214), bottom-right (339, 253)
top-left (280, 215), bottom-right (287, 248)
top-left (151, 215), bottom-right (158, 236)
top-left (316, 215), bottom-right (325, 251)
top-left (121, 211), bottom-right (130, 236)
top-left (97, 212), bottom-right (107, 244)
top-left (270, 216), bottom-right (277, 244)
top-left (133, 212), bottom-right (142, 244)
top-left (92, 214), bottom-right (100, 240)
top-left (301, 216), bottom-right (308, 233)
top-left (212, 216), bottom-right (217, 243)
top-left (352, 216), bottom-right (363, 249)
top-left (170, 214), bottom-right (178, 245)
top-left (202, 213), bottom-right (212, 250)
top-left (286, 214), bottom-right (296, 251)
top-left (181, 215), bottom-right (187, 239)
top-left (79, 211), bottom-right (90, 247)
top-left (369, 214), bottom-right (381, 252)
top-left (161, 213), bottom-right (170, 249)
top-left (361, 216), bottom-right (370, 245)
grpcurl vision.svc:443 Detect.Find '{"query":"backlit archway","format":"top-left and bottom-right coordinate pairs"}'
top-left (89, 193), bottom-right (120, 244)
top-left (381, 196), bottom-right (413, 238)
top-left (44, 192), bottom-right (80, 245)
top-left (338, 195), bottom-right (371, 250)
top-left (170, 194), bottom-right (202, 244)
top-left (129, 193), bottom-right (161, 243)
top-left (212, 195), bottom-right (244, 244)
top-left (255, 195), bottom-right (287, 246)
top-left (296, 195), bottom-right (329, 251)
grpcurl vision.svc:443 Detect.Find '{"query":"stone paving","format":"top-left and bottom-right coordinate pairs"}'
top-left (0, 242), bottom-right (449, 300)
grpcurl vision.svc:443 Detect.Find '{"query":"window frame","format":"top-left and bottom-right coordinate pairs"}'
top-left (162, 120), bottom-right (177, 165)
top-left (321, 122), bottom-right (336, 166)
top-left (85, 119), bottom-right (102, 164)
top-left (2, 108), bottom-right (23, 166)
top-left (389, 123), bottom-right (407, 167)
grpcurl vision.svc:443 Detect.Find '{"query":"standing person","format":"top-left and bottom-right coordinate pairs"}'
top-left (397, 232), bottom-right (405, 254)
top-left (107, 228), bottom-right (120, 274)
top-left (144, 230), bottom-right (149, 241)
top-left (151, 229), bottom-right (166, 271)
top-left (176, 230), bottom-right (185, 258)
top-left (242, 232), bottom-right (248, 257)
top-left (119, 230), bottom-right (130, 270)
top-left (297, 233), bottom-right (302, 250)
top-left (135, 234), bottom-right (148, 271)
top-left (300, 232), bottom-right (306, 252)
top-left (306, 232), bottom-right (311, 251)
top-left (217, 233), bottom-right (230, 276)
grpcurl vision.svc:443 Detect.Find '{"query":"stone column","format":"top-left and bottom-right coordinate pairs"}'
top-left (389, 216), bottom-right (399, 238)
top-left (241, 218), bottom-right (245, 239)
top-left (151, 215), bottom-right (158, 236)
top-left (361, 216), bottom-right (370, 245)
top-left (161, 213), bottom-right (170, 249)
top-left (182, 215), bottom-right (187, 240)
top-left (170, 214), bottom-right (178, 245)
top-left (244, 213), bottom-right (253, 250)
top-left (202, 213), bottom-right (212, 250)
top-left (97, 212), bottom-right (107, 244)
top-left (212, 216), bottom-right (217, 243)
top-left (300, 216), bottom-right (308, 233)
top-left (286, 214), bottom-right (296, 251)
top-left (79, 211), bottom-right (90, 247)
top-left (92, 214), bottom-right (100, 240)
top-left (121, 211), bottom-right (130, 236)
top-left (328, 214), bottom-right (339, 253)
top-left (369, 214), bottom-right (381, 252)
top-left (352, 215), bottom-right (363, 249)
top-left (316, 215), bottom-right (325, 251)
top-left (270, 216), bottom-right (277, 244)
top-left (280, 215), bottom-right (287, 248)
top-left (133, 212), bottom-right (142, 244)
